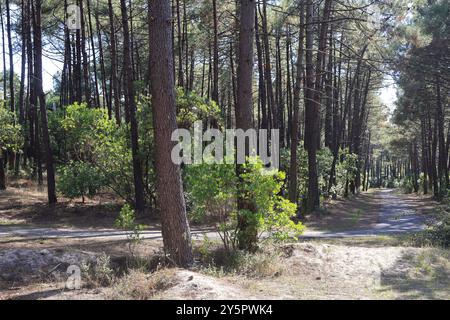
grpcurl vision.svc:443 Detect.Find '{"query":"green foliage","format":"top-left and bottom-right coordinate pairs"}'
top-left (332, 148), bottom-right (359, 197)
top-left (51, 92), bottom-right (220, 208)
top-left (240, 159), bottom-right (303, 241)
top-left (186, 159), bottom-right (237, 224)
top-left (115, 204), bottom-right (145, 255)
top-left (417, 0), bottom-right (450, 39)
top-left (400, 175), bottom-right (415, 194)
top-left (59, 103), bottom-right (114, 160)
top-left (115, 204), bottom-right (137, 230)
top-left (57, 161), bottom-right (105, 202)
top-left (186, 160), bottom-right (239, 251)
top-left (51, 103), bottom-right (151, 205)
top-left (0, 102), bottom-right (22, 152)
top-left (317, 147), bottom-right (333, 196)
top-left (186, 157), bottom-right (303, 252)
top-left (280, 144), bottom-right (334, 206)
top-left (176, 88), bottom-right (222, 128)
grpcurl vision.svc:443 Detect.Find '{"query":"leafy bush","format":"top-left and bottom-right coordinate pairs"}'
top-left (114, 204), bottom-right (137, 230)
top-left (332, 148), bottom-right (359, 197)
top-left (185, 160), bottom-right (237, 224)
top-left (176, 88), bottom-right (222, 129)
top-left (58, 103), bottom-right (114, 161)
top-left (51, 103), bottom-right (152, 206)
top-left (240, 159), bottom-right (302, 241)
top-left (280, 143), bottom-right (334, 207)
top-left (57, 161), bottom-right (105, 202)
top-left (0, 102), bottom-right (22, 153)
top-left (115, 204), bottom-right (145, 255)
top-left (51, 91), bottom-right (221, 209)
top-left (186, 157), bottom-right (303, 252)
top-left (400, 175), bottom-right (414, 194)
top-left (80, 253), bottom-right (114, 287)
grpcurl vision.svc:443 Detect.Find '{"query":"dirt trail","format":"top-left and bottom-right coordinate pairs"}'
top-left (0, 189), bottom-right (428, 241)
top-left (304, 189), bottom-right (427, 238)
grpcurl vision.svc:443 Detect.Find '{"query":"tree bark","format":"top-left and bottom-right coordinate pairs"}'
top-left (288, 4), bottom-right (305, 205)
top-left (108, 0), bottom-right (121, 124)
top-left (32, 0), bottom-right (57, 204)
top-left (148, 0), bottom-right (193, 267)
top-left (235, 0), bottom-right (257, 251)
top-left (120, 0), bottom-right (145, 212)
top-left (5, 0), bottom-right (14, 113)
top-left (0, 1), bottom-right (6, 102)
top-left (212, 0), bottom-right (219, 103)
top-left (255, 11), bottom-right (267, 130)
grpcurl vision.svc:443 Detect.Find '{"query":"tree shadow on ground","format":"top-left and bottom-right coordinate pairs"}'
top-left (378, 249), bottom-right (450, 300)
top-left (305, 192), bottom-right (381, 232)
top-left (9, 288), bottom-right (65, 300)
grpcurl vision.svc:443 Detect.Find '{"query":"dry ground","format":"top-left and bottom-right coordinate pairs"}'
top-left (0, 179), bottom-right (157, 229)
top-left (0, 180), bottom-right (449, 300)
top-left (1, 242), bottom-right (448, 300)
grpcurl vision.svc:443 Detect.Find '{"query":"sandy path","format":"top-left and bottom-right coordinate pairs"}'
top-left (0, 190), bottom-right (427, 241)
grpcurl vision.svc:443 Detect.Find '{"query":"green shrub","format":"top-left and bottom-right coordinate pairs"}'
top-left (0, 102), bottom-right (22, 153)
top-left (186, 157), bottom-right (303, 252)
top-left (51, 103), bottom-right (152, 206)
top-left (330, 148), bottom-right (358, 197)
top-left (51, 92), bottom-right (221, 209)
top-left (280, 143), bottom-right (334, 207)
top-left (115, 204), bottom-right (145, 255)
top-left (240, 159), bottom-right (303, 242)
top-left (176, 87), bottom-right (222, 129)
top-left (400, 175), bottom-right (414, 194)
top-left (57, 161), bottom-right (105, 202)
top-left (115, 204), bottom-right (137, 230)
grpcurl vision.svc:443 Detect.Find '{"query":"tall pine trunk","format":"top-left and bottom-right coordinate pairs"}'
top-left (148, 0), bottom-right (193, 267)
top-left (108, 0), bottom-right (121, 124)
top-left (32, 0), bottom-right (57, 204)
top-left (288, 4), bottom-right (305, 205)
top-left (236, 0), bottom-right (258, 251)
top-left (120, 0), bottom-right (145, 213)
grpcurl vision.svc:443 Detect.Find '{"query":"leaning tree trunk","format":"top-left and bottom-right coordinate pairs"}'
top-left (148, 0), bottom-right (193, 267)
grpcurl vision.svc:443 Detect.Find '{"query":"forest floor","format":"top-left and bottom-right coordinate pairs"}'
top-left (0, 180), bottom-right (448, 300)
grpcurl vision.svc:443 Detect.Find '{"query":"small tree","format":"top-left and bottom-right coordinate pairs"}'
top-left (187, 157), bottom-right (303, 252)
